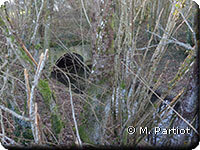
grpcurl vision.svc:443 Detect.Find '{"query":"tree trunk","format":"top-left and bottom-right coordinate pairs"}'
top-left (171, 3), bottom-right (199, 147)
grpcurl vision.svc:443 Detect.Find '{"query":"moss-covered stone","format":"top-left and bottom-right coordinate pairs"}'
top-left (38, 79), bottom-right (52, 107)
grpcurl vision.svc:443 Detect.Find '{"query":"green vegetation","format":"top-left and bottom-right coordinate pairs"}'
top-left (51, 113), bottom-right (63, 135)
top-left (38, 79), bottom-right (63, 136)
top-left (38, 79), bottom-right (52, 106)
top-left (78, 124), bottom-right (92, 144)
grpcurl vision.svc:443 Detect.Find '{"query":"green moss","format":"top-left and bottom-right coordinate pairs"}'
top-left (78, 98), bottom-right (97, 144)
top-left (0, 16), bottom-right (5, 26)
top-left (34, 43), bottom-right (42, 49)
top-left (22, 129), bottom-right (34, 139)
top-left (38, 79), bottom-right (52, 106)
top-left (50, 113), bottom-right (63, 135)
top-left (78, 124), bottom-right (92, 144)
top-left (120, 81), bottom-right (126, 89)
top-left (153, 103), bottom-right (158, 108)
top-left (38, 80), bottom-right (63, 136)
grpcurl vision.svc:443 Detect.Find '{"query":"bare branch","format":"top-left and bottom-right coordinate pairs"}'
top-left (4, 6), bottom-right (38, 67)
top-left (0, 105), bottom-right (30, 122)
top-left (34, 103), bottom-right (42, 144)
top-left (146, 30), bottom-right (194, 50)
top-left (30, 0), bottom-right (44, 44)
top-left (29, 49), bottom-right (48, 143)
top-left (80, 0), bottom-right (91, 27)
top-left (0, 134), bottom-right (18, 145)
top-left (0, 60), bottom-right (8, 71)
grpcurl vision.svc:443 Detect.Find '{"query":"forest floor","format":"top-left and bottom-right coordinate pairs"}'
top-left (42, 43), bottom-right (192, 146)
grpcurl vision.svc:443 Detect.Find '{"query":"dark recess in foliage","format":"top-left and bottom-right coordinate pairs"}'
top-left (51, 53), bottom-right (91, 93)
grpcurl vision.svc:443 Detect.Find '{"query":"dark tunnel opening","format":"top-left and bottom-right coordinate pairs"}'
top-left (50, 52), bottom-right (91, 93)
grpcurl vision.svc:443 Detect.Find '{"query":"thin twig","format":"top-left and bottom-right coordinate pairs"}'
top-left (0, 71), bottom-right (25, 85)
top-left (30, 0), bottom-right (44, 44)
top-left (4, 5), bottom-right (38, 67)
top-left (146, 30), bottom-right (194, 50)
top-left (0, 60), bottom-right (8, 71)
top-left (0, 69), bottom-right (8, 97)
top-left (0, 105), bottom-right (30, 121)
top-left (80, 0), bottom-right (91, 27)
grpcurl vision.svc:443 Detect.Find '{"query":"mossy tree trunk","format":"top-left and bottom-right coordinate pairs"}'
top-left (80, 0), bottom-right (116, 144)
top-left (170, 3), bottom-right (199, 146)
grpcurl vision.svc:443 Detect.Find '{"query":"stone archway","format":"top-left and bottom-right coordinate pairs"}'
top-left (50, 52), bottom-right (91, 93)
